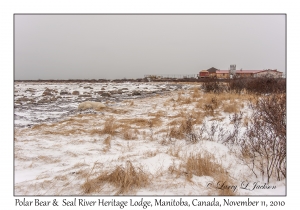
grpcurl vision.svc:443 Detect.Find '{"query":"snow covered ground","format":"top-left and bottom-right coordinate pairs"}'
top-left (14, 82), bottom-right (286, 195)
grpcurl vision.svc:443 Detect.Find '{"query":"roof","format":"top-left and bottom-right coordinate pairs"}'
top-left (207, 67), bottom-right (219, 73)
top-left (216, 70), bottom-right (267, 74)
top-left (255, 69), bottom-right (282, 74)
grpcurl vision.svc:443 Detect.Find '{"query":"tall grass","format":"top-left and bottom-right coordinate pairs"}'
top-left (82, 161), bottom-right (150, 195)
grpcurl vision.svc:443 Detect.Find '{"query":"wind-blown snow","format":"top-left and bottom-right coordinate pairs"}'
top-left (14, 82), bottom-right (286, 196)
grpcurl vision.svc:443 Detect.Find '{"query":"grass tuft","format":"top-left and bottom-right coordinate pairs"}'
top-left (82, 161), bottom-right (150, 195)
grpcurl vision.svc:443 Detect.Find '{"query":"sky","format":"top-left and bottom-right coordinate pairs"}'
top-left (14, 14), bottom-right (286, 80)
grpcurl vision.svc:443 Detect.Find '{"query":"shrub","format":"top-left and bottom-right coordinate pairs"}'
top-left (167, 116), bottom-right (199, 143)
top-left (239, 93), bottom-right (286, 183)
top-left (201, 78), bottom-right (226, 93)
top-left (228, 77), bottom-right (286, 94)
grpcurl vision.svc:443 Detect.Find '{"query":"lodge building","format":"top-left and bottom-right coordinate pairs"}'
top-left (199, 65), bottom-right (283, 79)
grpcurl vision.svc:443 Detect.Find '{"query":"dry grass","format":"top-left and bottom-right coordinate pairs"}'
top-left (103, 135), bottom-right (112, 147)
top-left (185, 152), bottom-right (226, 177)
top-left (167, 116), bottom-right (197, 142)
top-left (118, 118), bottom-right (148, 127)
top-left (101, 117), bottom-right (117, 135)
top-left (191, 86), bottom-right (201, 98)
top-left (176, 92), bottom-right (193, 104)
top-left (65, 151), bottom-right (78, 157)
top-left (190, 110), bottom-right (204, 125)
top-left (167, 119), bottom-right (182, 127)
top-left (58, 117), bottom-right (90, 126)
top-left (183, 151), bottom-right (236, 195)
top-left (118, 117), bottom-right (162, 129)
top-left (222, 101), bottom-right (240, 113)
top-left (148, 110), bottom-right (166, 118)
top-left (82, 161), bottom-right (150, 195)
top-left (168, 160), bottom-right (185, 178)
top-left (194, 92), bottom-right (254, 117)
top-left (37, 155), bottom-right (61, 164)
top-left (243, 114), bottom-right (251, 127)
top-left (104, 107), bottom-right (129, 114)
top-left (143, 150), bottom-right (158, 158)
top-left (167, 144), bottom-right (183, 158)
top-left (43, 128), bottom-right (87, 136)
top-left (121, 127), bottom-right (138, 140)
top-left (31, 123), bottom-right (48, 130)
top-left (102, 135), bottom-right (112, 152)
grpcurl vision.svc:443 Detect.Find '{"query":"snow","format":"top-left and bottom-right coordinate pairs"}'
top-left (14, 81), bottom-right (286, 196)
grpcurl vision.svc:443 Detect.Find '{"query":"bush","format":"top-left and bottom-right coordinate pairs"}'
top-left (201, 78), bottom-right (226, 93)
top-left (239, 93), bottom-right (286, 183)
top-left (228, 77), bottom-right (286, 94)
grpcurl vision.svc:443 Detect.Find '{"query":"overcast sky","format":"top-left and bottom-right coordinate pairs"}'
top-left (14, 14), bottom-right (286, 80)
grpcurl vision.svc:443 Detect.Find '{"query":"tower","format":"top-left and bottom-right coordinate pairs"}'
top-left (229, 64), bottom-right (236, 77)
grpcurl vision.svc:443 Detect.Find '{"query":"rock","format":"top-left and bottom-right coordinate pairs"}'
top-left (94, 91), bottom-right (104, 95)
top-left (38, 98), bottom-right (51, 103)
top-left (25, 88), bottom-right (35, 93)
top-left (17, 97), bottom-right (31, 102)
top-left (60, 91), bottom-right (69, 95)
top-left (72, 91), bottom-right (80, 95)
top-left (84, 86), bottom-right (93, 89)
top-left (109, 90), bottom-right (118, 95)
top-left (132, 91), bottom-right (141, 96)
top-left (101, 92), bottom-right (111, 97)
top-left (43, 89), bottom-right (53, 96)
top-left (78, 94), bottom-right (92, 98)
top-left (101, 87), bottom-right (105, 90)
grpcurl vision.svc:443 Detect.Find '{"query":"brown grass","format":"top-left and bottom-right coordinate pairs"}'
top-left (82, 161), bottom-right (150, 195)
top-left (184, 151), bottom-right (236, 195)
top-left (167, 116), bottom-right (196, 141)
top-left (101, 117), bottom-right (117, 135)
top-left (65, 151), bottom-right (78, 157)
top-left (243, 115), bottom-right (250, 127)
top-left (191, 86), bottom-right (201, 98)
top-left (43, 128), bottom-right (87, 136)
top-left (31, 123), bottom-right (47, 130)
top-left (102, 135), bottom-right (112, 152)
top-left (37, 155), bottom-right (61, 164)
top-left (118, 117), bottom-right (162, 129)
top-left (194, 92), bottom-right (254, 117)
top-left (185, 152), bottom-right (225, 177)
top-left (104, 107), bottom-right (129, 114)
top-left (103, 135), bottom-right (112, 147)
top-left (177, 94), bottom-right (193, 104)
top-left (222, 101), bottom-right (240, 113)
top-left (143, 150), bottom-right (158, 158)
top-left (148, 110), bottom-right (166, 118)
top-left (167, 144), bottom-right (183, 158)
top-left (121, 127), bottom-right (138, 140)
top-left (168, 160), bottom-right (185, 178)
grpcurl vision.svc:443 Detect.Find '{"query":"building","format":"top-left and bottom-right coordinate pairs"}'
top-left (203, 65), bottom-right (283, 79)
top-left (199, 70), bottom-right (209, 78)
top-left (207, 67), bottom-right (219, 74)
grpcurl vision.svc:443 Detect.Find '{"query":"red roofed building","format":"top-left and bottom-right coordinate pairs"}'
top-left (205, 65), bottom-right (283, 79)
